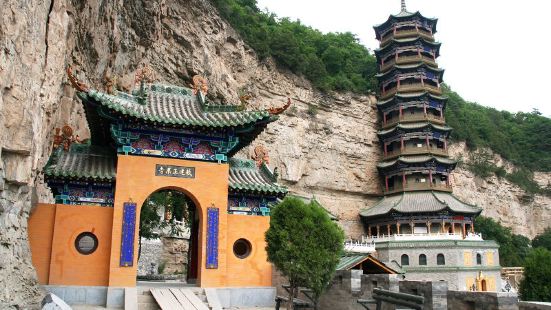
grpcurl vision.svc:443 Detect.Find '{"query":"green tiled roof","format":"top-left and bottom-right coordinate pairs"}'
top-left (228, 158), bottom-right (288, 195)
top-left (376, 63), bottom-right (444, 79)
top-left (44, 147), bottom-right (287, 196)
top-left (376, 92), bottom-right (447, 107)
top-left (377, 155), bottom-right (456, 169)
top-left (374, 37), bottom-right (441, 56)
top-left (337, 254), bottom-right (370, 270)
top-left (360, 191), bottom-right (481, 218)
top-left (374, 11), bottom-right (438, 32)
top-left (80, 83), bottom-right (274, 129)
top-left (378, 122), bottom-right (452, 137)
top-left (43, 145), bottom-right (116, 181)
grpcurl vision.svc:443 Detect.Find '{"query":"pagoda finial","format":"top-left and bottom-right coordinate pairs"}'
top-left (401, 0), bottom-right (407, 12)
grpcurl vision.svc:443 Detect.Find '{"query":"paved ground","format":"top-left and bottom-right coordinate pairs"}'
top-left (71, 306), bottom-right (273, 309)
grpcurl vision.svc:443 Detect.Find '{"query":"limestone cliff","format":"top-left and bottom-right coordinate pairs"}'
top-left (0, 0), bottom-right (550, 307)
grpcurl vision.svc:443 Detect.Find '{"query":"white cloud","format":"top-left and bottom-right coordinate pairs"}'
top-left (256, 0), bottom-right (551, 116)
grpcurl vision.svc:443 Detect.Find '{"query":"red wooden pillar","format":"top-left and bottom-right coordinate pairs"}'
top-left (385, 176), bottom-right (389, 191)
top-left (384, 142), bottom-right (388, 156)
top-left (440, 108), bottom-right (443, 118)
top-left (383, 112), bottom-right (387, 124)
top-left (400, 137), bottom-right (404, 151)
top-left (446, 174), bottom-right (450, 187)
top-left (417, 47), bottom-right (421, 57)
top-left (421, 77), bottom-right (425, 86)
top-left (444, 139), bottom-right (448, 150)
top-left (402, 173), bottom-right (407, 188)
top-left (423, 104), bottom-right (427, 115)
top-left (399, 105), bottom-right (403, 119)
top-left (429, 169), bottom-right (433, 186)
top-left (426, 135), bottom-right (430, 148)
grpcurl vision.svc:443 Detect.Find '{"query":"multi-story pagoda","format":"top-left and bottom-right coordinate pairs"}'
top-left (360, 1), bottom-right (502, 292)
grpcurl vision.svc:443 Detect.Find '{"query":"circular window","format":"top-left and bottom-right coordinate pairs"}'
top-left (75, 232), bottom-right (98, 255)
top-left (233, 239), bottom-right (252, 259)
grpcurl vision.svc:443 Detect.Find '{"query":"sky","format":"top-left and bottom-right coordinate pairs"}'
top-left (256, 0), bottom-right (551, 116)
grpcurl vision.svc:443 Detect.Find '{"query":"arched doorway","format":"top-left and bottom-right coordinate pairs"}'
top-left (137, 188), bottom-right (200, 283)
top-left (481, 279), bottom-right (487, 291)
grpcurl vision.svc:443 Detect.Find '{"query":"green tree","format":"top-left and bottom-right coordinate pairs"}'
top-left (475, 216), bottom-right (531, 266)
top-left (533, 228), bottom-right (551, 251)
top-left (265, 197), bottom-right (344, 309)
top-left (139, 190), bottom-right (193, 258)
top-left (519, 248), bottom-right (551, 301)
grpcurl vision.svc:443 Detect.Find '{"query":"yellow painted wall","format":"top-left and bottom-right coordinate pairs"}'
top-left (486, 252), bottom-right (494, 266)
top-left (226, 214), bottom-right (272, 286)
top-left (109, 155), bottom-right (230, 287)
top-left (463, 251), bottom-right (472, 266)
top-left (28, 203), bottom-right (113, 286)
top-left (28, 204), bottom-right (56, 284)
top-left (466, 277), bottom-right (474, 290)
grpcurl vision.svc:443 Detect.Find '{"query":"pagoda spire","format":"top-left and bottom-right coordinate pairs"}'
top-left (401, 0), bottom-right (407, 12)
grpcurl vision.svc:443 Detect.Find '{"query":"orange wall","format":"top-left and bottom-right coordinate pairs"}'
top-left (109, 155), bottom-right (230, 287)
top-left (28, 204), bottom-right (56, 284)
top-left (28, 203), bottom-right (113, 286)
top-left (226, 214), bottom-right (272, 286)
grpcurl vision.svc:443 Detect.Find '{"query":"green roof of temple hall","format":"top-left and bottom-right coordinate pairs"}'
top-left (44, 145), bottom-right (287, 197)
top-left (359, 191), bottom-right (481, 219)
top-left (80, 84), bottom-right (274, 129)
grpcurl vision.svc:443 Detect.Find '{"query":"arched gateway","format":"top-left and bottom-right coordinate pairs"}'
top-left (28, 69), bottom-right (289, 305)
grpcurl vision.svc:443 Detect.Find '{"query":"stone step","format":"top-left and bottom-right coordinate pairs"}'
top-left (138, 294), bottom-right (156, 303)
top-left (137, 302), bottom-right (161, 310)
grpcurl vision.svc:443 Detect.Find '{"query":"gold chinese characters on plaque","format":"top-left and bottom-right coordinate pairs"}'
top-left (155, 165), bottom-right (195, 178)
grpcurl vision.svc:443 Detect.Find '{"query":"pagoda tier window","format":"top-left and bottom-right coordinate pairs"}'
top-left (476, 253), bottom-right (482, 265)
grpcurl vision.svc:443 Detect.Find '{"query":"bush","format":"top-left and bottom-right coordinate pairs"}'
top-left (533, 228), bottom-right (551, 251)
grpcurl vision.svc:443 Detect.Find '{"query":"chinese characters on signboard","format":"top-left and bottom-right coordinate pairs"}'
top-left (206, 207), bottom-right (219, 269)
top-left (120, 202), bottom-right (137, 267)
top-left (155, 164), bottom-right (195, 178)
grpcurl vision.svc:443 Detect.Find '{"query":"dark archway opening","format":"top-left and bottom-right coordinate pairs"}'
top-left (137, 189), bottom-right (199, 284)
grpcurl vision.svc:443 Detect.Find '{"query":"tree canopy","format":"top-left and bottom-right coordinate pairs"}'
top-left (532, 228), bottom-right (551, 251)
top-left (474, 216), bottom-right (531, 267)
top-left (519, 248), bottom-right (551, 302)
top-left (265, 197), bottom-right (344, 307)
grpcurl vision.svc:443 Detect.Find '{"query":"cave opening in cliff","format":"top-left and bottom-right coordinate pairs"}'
top-left (138, 188), bottom-right (199, 284)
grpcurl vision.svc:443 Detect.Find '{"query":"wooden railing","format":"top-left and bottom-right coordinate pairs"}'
top-left (383, 113), bottom-right (445, 128)
top-left (380, 55), bottom-right (437, 72)
top-left (381, 29), bottom-right (434, 46)
top-left (385, 183), bottom-right (452, 195)
top-left (384, 147), bottom-right (448, 159)
top-left (381, 84), bottom-right (442, 100)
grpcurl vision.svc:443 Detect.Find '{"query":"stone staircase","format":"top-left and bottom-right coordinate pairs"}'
top-left (137, 286), bottom-right (211, 310)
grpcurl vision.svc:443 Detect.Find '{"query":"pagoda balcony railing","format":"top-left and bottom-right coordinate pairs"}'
top-left (384, 183), bottom-right (453, 195)
top-left (380, 84), bottom-right (442, 100)
top-left (383, 113), bottom-right (445, 129)
top-left (383, 147), bottom-right (448, 160)
top-left (380, 55), bottom-right (437, 72)
top-left (344, 240), bottom-right (376, 253)
top-left (361, 232), bottom-right (483, 243)
top-left (381, 29), bottom-right (434, 47)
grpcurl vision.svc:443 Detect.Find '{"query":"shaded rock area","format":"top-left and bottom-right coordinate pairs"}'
top-left (1, 0), bottom-right (550, 308)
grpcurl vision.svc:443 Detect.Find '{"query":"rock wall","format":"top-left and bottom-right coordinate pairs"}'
top-left (1, 0), bottom-right (550, 307)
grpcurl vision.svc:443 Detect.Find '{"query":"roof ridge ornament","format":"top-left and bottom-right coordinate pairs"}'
top-left (266, 98), bottom-right (292, 115)
top-left (52, 125), bottom-right (85, 151)
top-left (192, 75), bottom-right (208, 96)
top-left (67, 66), bottom-right (89, 93)
top-left (401, 0), bottom-right (407, 12)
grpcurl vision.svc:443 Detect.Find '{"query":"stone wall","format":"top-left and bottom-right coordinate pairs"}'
top-left (137, 238), bottom-right (162, 276)
top-left (519, 302), bottom-right (551, 310)
top-left (447, 290), bottom-right (519, 310)
top-left (160, 236), bottom-right (189, 276)
top-left (399, 280), bottom-right (448, 310)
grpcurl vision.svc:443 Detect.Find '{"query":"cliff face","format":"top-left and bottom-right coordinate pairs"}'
top-left (0, 0), bottom-right (549, 307)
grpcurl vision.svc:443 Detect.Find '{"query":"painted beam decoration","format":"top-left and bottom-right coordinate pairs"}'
top-left (120, 202), bottom-right (137, 267)
top-left (206, 207), bottom-right (219, 269)
top-left (155, 164), bottom-right (195, 178)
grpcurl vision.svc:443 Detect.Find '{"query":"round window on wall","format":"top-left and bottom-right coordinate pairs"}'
top-left (75, 232), bottom-right (98, 255)
top-left (233, 239), bottom-right (252, 259)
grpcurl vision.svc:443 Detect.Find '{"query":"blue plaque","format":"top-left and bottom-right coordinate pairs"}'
top-left (206, 207), bottom-right (219, 269)
top-left (120, 202), bottom-right (137, 267)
